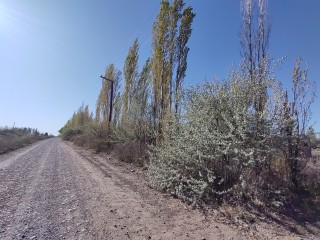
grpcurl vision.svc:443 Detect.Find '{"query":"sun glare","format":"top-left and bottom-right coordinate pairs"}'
top-left (0, 2), bottom-right (18, 36)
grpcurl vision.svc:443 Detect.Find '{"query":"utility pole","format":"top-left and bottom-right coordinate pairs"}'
top-left (100, 75), bottom-right (114, 125)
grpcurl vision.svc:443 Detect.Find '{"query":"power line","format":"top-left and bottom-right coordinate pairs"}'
top-left (82, 77), bottom-right (101, 104)
top-left (127, 5), bottom-right (159, 45)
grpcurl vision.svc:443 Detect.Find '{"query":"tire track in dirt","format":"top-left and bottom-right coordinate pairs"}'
top-left (0, 140), bottom-right (52, 238)
top-left (63, 141), bottom-right (235, 240)
top-left (5, 141), bottom-right (53, 239)
top-left (0, 139), bottom-right (96, 240)
top-left (0, 141), bottom-right (46, 169)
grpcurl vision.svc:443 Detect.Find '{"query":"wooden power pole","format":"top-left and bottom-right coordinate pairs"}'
top-left (100, 75), bottom-right (114, 125)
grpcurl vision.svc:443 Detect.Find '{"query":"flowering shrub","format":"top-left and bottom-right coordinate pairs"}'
top-left (148, 64), bottom-right (314, 206)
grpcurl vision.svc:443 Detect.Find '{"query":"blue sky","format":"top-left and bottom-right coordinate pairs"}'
top-left (0, 0), bottom-right (319, 135)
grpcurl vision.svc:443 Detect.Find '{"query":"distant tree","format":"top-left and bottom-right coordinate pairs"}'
top-left (75, 103), bottom-right (93, 127)
top-left (33, 129), bottom-right (40, 136)
top-left (60, 103), bottom-right (93, 131)
top-left (306, 126), bottom-right (318, 148)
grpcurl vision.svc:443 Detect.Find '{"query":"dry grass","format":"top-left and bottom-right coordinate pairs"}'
top-left (67, 132), bottom-right (148, 167)
top-left (113, 141), bottom-right (147, 166)
top-left (71, 134), bottom-right (110, 153)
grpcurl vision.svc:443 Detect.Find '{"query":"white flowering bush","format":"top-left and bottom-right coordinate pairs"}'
top-left (148, 70), bottom-right (277, 205)
top-left (148, 60), bottom-right (316, 206)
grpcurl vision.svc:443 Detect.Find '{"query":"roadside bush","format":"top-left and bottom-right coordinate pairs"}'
top-left (148, 68), bottom-right (313, 206)
top-left (70, 133), bottom-right (108, 153)
top-left (88, 138), bottom-right (109, 153)
top-left (149, 78), bottom-right (266, 205)
top-left (114, 141), bottom-right (146, 166)
top-left (60, 128), bottom-right (83, 141)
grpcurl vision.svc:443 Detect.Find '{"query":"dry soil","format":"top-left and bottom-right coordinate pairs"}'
top-left (0, 138), bottom-right (318, 240)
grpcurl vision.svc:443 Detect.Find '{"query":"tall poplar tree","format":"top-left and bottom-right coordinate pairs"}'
top-left (151, 0), bottom-right (195, 135)
top-left (131, 58), bottom-right (152, 142)
top-left (240, 0), bottom-right (270, 113)
top-left (123, 39), bottom-right (139, 124)
top-left (174, 6), bottom-right (195, 115)
top-left (152, 0), bottom-right (170, 134)
top-left (169, 0), bottom-right (184, 110)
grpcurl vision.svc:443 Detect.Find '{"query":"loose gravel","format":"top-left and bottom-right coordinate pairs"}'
top-left (0, 138), bottom-right (317, 240)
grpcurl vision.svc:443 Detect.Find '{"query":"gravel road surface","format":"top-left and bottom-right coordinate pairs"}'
top-left (0, 138), bottom-right (317, 240)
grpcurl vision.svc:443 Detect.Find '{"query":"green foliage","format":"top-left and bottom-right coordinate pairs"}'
top-left (123, 39), bottom-right (139, 123)
top-left (151, 0), bottom-right (195, 135)
top-left (59, 127), bottom-right (84, 141)
top-left (59, 103), bottom-right (93, 140)
top-left (121, 41), bottom-right (154, 143)
top-left (174, 6), bottom-right (195, 115)
top-left (122, 58), bottom-right (153, 142)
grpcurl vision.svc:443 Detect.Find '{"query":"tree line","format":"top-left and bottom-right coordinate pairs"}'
top-left (60, 0), bottom-right (195, 144)
top-left (60, 0), bottom-right (317, 206)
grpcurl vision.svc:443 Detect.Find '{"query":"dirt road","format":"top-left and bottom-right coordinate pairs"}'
top-left (0, 138), bottom-right (316, 240)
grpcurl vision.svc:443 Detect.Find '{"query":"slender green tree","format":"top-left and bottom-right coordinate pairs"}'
top-left (123, 39), bottom-right (139, 124)
top-left (282, 59), bottom-right (316, 188)
top-left (113, 93), bottom-right (122, 128)
top-left (152, 0), bottom-right (170, 135)
top-left (151, 0), bottom-right (195, 136)
top-left (59, 103), bottom-right (93, 139)
top-left (174, 6), bottom-right (195, 115)
top-left (169, 0), bottom-right (184, 110)
top-left (132, 58), bottom-right (152, 142)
